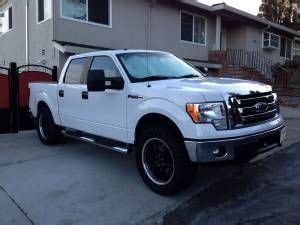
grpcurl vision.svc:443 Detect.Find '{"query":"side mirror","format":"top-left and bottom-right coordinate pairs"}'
top-left (105, 77), bottom-right (125, 90)
top-left (87, 70), bottom-right (105, 92)
top-left (87, 70), bottom-right (125, 92)
top-left (198, 67), bottom-right (208, 74)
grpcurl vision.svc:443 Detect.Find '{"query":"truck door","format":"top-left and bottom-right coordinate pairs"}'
top-left (58, 57), bottom-right (92, 130)
top-left (80, 55), bottom-right (127, 143)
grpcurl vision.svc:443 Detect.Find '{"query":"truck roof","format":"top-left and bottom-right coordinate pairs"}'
top-left (70, 49), bottom-right (167, 59)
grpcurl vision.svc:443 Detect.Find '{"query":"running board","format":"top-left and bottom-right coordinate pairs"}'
top-left (63, 129), bottom-right (129, 154)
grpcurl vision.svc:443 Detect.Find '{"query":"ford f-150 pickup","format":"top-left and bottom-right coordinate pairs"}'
top-left (29, 50), bottom-right (286, 195)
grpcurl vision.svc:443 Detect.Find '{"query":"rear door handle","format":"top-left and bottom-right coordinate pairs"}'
top-left (82, 91), bottom-right (88, 100)
top-left (59, 90), bottom-right (64, 97)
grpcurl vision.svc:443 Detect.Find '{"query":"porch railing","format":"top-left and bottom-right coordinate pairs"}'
top-left (226, 49), bottom-right (274, 80)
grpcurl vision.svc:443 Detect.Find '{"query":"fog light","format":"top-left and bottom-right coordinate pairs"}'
top-left (212, 146), bottom-right (228, 158)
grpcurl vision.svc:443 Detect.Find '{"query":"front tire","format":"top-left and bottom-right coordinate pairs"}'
top-left (136, 126), bottom-right (197, 195)
top-left (37, 106), bottom-right (63, 145)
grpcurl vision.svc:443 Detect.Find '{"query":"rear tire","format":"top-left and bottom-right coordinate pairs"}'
top-left (37, 106), bottom-right (63, 145)
top-left (136, 125), bottom-right (197, 195)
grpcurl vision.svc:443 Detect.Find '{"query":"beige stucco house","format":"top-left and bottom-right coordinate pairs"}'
top-left (0, 0), bottom-right (299, 77)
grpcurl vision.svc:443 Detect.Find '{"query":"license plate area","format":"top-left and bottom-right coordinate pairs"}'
top-left (235, 131), bottom-right (281, 158)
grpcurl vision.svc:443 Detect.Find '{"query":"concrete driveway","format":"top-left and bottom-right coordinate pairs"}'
top-left (0, 106), bottom-right (299, 225)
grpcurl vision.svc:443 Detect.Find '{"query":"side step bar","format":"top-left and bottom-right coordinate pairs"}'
top-left (63, 129), bottom-right (129, 154)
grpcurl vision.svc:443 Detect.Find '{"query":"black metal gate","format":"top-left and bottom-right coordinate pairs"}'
top-left (0, 62), bottom-right (57, 134)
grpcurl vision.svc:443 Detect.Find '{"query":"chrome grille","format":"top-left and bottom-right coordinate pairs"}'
top-left (230, 92), bottom-right (278, 127)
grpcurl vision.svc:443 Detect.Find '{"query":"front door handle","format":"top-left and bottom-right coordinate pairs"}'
top-left (59, 90), bottom-right (64, 97)
top-left (82, 91), bottom-right (88, 100)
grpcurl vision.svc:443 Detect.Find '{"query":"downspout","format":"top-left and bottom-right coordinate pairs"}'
top-left (25, 0), bottom-right (29, 65)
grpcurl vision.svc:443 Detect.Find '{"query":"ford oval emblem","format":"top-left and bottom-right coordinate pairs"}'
top-left (255, 102), bottom-right (268, 113)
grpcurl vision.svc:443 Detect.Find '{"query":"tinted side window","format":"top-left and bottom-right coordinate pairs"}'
top-left (64, 58), bottom-right (91, 84)
top-left (90, 56), bottom-right (121, 78)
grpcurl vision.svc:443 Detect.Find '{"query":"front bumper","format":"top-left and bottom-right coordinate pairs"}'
top-left (184, 124), bottom-right (286, 163)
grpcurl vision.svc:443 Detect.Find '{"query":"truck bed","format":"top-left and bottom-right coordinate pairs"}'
top-left (29, 82), bottom-right (60, 124)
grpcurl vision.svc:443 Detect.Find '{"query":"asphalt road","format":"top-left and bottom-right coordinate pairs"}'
top-left (162, 139), bottom-right (300, 225)
top-left (0, 106), bottom-right (299, 225)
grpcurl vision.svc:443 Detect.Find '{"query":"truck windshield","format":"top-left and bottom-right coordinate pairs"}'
top-left (117, 52), bottom-right (204, 82)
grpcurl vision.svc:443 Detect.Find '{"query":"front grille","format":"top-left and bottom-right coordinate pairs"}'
top-left (229, 92), bottom-right (278, 128)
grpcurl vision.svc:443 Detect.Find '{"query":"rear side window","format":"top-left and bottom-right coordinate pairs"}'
top-left (64, 57), bottom-right (91, 84)
top-left (90, 56), bottom-right (121, 78)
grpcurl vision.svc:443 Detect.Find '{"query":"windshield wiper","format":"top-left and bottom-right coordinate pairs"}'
top-left (135, 74), bottom-right (200, 82)
top-left (177, 74), bottom-right (200, 79)
top-left (136, 75), bottom-right (174, 82)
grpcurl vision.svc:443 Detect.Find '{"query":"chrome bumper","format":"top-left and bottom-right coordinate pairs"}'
top-left (184, 124), bottom-right (286, 163)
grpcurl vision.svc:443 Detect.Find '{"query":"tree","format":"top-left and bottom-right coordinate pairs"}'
top-left (258, 0), bottom-right (299, 30)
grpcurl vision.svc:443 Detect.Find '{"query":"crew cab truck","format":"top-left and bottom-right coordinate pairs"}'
top-left (29, 50), bottom-right (286, 195)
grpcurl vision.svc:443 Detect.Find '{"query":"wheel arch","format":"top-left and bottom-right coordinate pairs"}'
top-left (36, 100), bottom-right (61, 125)
top-left (37, 101), bottom-right (49, 112)
top-left (135, 113), bottom-right (184, 144)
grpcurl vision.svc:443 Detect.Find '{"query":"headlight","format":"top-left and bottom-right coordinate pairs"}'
top-left (186, 102), bottom-right (228, 130)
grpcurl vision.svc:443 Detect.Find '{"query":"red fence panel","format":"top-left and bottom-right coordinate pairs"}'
top-left (19, 71), bottom-right (52, 107)
top-left (18, 71), bottom-right (53, 131)
top-left (0, 74), bottom-right (9, 109)
top-left (0, 72), bottom-right (10, 134)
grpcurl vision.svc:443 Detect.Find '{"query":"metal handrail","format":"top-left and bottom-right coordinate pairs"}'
top-left (226, 49), bottom-right (274, 80)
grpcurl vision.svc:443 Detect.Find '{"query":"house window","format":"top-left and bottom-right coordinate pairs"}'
top-left (61, 0), bottom-right (111, 26)
top-left (280, 37), bottom-right (293, 59)
top-left (181, 12), bottom-right (206, 45)
top-left (263, 32), bottom-right (280, 49)
top-left (0, 6), bottom-right (12, 35)
top-left (37, 0), bottom-right (52, 23)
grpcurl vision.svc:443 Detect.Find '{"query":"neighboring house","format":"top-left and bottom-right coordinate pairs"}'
top-left (0, 0), bottom-right (299, 77)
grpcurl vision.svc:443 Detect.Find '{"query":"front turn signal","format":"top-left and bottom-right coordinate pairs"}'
top-left (186, 104), bottom-right (200, 123)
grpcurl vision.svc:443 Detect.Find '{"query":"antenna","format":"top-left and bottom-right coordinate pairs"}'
top-left (146, 1), bottom-right (154, 88)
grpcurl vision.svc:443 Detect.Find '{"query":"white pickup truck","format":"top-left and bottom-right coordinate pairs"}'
top-left (29, 50), bottom-right (286, 194)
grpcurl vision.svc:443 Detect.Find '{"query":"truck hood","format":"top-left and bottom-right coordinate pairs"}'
top-left (130, 77), bottom-right (272, 104)
top-left (170, 77), bottom-right (272, 101)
